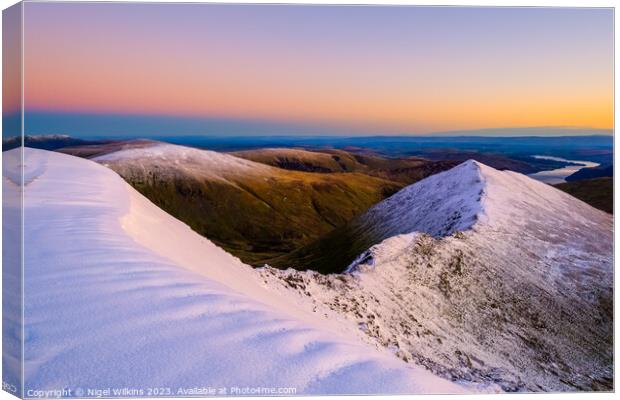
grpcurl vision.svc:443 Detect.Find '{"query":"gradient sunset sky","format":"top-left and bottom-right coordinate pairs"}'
top-left (21, 3), bottom-right (613, 137)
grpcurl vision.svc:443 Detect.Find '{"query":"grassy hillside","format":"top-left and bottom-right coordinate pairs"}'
top-left (555, 178), bottom-right (613, 214)
top-left (96, 144), bottom-right (405, 266)
top-left (232, 148), bottom-right (457, 184)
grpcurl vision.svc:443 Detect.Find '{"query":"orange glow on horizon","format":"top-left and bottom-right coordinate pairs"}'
top-left (22, 3), bottom-right (614, 134)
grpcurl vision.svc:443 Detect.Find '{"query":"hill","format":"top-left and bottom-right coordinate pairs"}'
top-left (92, 143), bottom-right (403, 265)
top-left (231, 148), bottom-right (457, 184)
top-left (565, 164), bottom-right (613, 181)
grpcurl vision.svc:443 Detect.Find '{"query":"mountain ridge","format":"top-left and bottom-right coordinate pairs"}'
top-left (259, 159), bottom-right (613, 391)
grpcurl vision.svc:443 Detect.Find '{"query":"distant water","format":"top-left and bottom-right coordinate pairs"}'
top-left (528, 155), bottom-right (599, 184)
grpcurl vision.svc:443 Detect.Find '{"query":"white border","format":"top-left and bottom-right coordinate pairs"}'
top-left (0, 2), bottom-right (616, 400)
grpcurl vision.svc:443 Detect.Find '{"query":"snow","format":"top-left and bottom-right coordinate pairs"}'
top-left (11, 148), bottom-right (468, 396)
top-left (94, 142), bottom-right (275, 180)
top-left (260, 160), bottom-right (613, 392)
top-left (11, 148), bottom-right (612, 394)
top-left (2, 147), bottom-right (23, 396)
top-left (358, 159), bottom-right (483, 238)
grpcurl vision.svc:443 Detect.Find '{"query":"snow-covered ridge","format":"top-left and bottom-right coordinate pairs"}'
top-left (262, 160), bottom-right (613, 391)
top-left (350, 157), bottom-right (611, 244)
top-left (354, 159), bottom-right (484, 239)
top-left (11, 148), bottom-right (468, 395)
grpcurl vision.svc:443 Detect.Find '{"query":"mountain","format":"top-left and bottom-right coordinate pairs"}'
top-left (231, 147), bottom-right (457, 184)
top-left (231, 147), bottom-right (364, 173)
top-left (269, 160), bottom-right (483, 272)
top-left (260, 160), bottom-right (613, 391)
top-left (90, 142), bottom-right (402, 265)
top-left (7, 147), bottom-right (468, 394)
top-left (555, 177), bottom-right (613, 214)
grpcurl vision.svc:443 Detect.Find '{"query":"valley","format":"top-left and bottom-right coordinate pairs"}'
top-left (54, 136), bottom-right (613, 271)
top-left (60, 141), bottom-right (457, 266)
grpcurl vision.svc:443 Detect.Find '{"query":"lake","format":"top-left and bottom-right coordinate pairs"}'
top-left (527, 155), bottom-right (600, 184)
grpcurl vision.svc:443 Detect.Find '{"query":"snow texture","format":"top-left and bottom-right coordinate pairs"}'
top-left (9, 147), bottom-right (612, 395)
top-left (260, 160), bottom-right (613, 392)
top-left (94, 143), bottom-right (275, 182)
top-left (10, 148), bottom-right (468, 396)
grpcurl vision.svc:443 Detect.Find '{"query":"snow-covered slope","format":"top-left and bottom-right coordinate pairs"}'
top-left (94, 142), bottom-right (276, 182)
top-left (342, 159), bottom-right (611, 271)
top-left (11, 148), bottom-right (467, 395)
top-left (9, 148), bottom-right (612, 393)
top-left (261, 160), bottom-right (613, 391)
top-left (351, 159), bottom-right (484, 239)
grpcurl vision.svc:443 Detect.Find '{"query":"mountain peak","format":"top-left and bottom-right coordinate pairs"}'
top-left (360, 158), bottom-right (486, 239)
top-left (285, 158), bottom-right (612, 274)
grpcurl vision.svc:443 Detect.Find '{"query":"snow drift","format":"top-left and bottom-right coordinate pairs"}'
top-left (9, 148), bottom-right (468, 395)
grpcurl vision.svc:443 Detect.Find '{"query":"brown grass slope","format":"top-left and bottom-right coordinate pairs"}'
top-left (94, 143), bottom-right (403, 266)
top-left (232, 147), bottom-right (458, 184)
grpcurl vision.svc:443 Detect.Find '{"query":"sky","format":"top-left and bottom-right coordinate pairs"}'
top-left (17, 3), bottom-right (614, 137)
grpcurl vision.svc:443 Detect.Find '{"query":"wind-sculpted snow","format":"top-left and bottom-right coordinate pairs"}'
top-left (261, 160), bottom-right (613, 392)
top-left (15, 148), bottom-right (468, 396)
